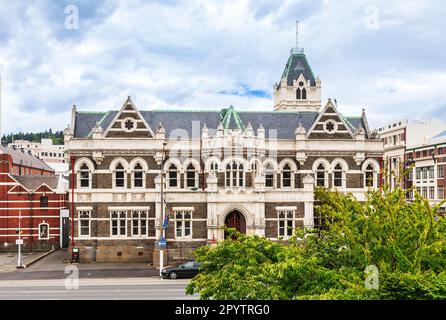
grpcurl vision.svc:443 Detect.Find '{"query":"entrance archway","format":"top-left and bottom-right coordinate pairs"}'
top-left (224, 210), bottom-right (246, 238)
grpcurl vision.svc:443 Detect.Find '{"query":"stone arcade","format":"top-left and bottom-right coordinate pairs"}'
top-left (64, 45), bottom-right (384, 264)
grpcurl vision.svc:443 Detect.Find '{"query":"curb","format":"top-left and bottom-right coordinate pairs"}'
top-left (21, 248), bottom-right (58, 269)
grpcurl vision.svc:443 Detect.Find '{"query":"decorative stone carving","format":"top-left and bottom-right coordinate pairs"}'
top-left (206, 172), bottom-right (218, 192)
top-left (92, 151), bottom-right (104, 165)
top-left (113, 193), bottom-right (127, 202)
top-left (132, 193), bottom-right (144, 201)
top-left (257, 124), bottom-right (265, 139)
top-left (295, 122), bottom-right (306, 138)
top-left (64, 126), bottom-right (73, 143)
top-left (201, 123), bottom-right (208, 139)
top-left (155, 122), bottom-right (165, 140)
top-left (354, 152), bottom-right (365, 165)
top-left (295, 151), bottom-right (307, 165)
top-left (355, 125), bottom-right (365, 141)
top-left (78, 193), bottom-right (91, 201)
top-left (245, 122), bottom-right (254, 137)
top-left (91, 122), bottom-right (103, 140)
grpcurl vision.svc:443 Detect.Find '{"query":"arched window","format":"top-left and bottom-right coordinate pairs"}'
top-left (186, 163), bottom-right (198, 188)
top-left (302, 88), bottom-right (307, 99)
top-left (316, 164), bottom-right (327, 187)
top-left (365, 164), bottom-right (375, 188)
top-left (210, 161), bottom-right (218, 174)
top-left (132, 163), bottom-right (144, 188)
top-left (265, 164), bottom-right (275, 188)
top-left (333, 164), bottom-right (344, 188)
top-left (251, 160), bottom-right (259, 174)
top-left (363, 162), bottom-right (379, 189)
top-left (281, 164), bottom-right (292, 188)
top-left (168, 164), bottom-right (178, 188)
top-left (79, 163), bottom-right (91, 188)
top-left (225, 161), bottom-right (244, 187)
top-left (296, 88), bottom-right (301, 99)
top-left (114, 163), bottom-right (126, 188)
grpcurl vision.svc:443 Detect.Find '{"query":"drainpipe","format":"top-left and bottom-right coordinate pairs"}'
top-left (70, 155), bottom-right (75, 257)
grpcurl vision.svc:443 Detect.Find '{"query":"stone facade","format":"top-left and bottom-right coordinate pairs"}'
top-left (64, 46), bottom-right (384, 264)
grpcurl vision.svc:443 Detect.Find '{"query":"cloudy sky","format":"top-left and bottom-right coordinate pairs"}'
top-left (1, 0), bottom-right (445, 135)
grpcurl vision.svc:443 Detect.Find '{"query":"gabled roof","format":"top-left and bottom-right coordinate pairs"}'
top-left (280, 51), bottom-right (316, 87)
top-left (103, 97), bottom-right (155, 138)
top-left (220, 105), bottom-right (245, 131)
top-left (72, 102), bottom-right (370, 141)
top-left (0, 145), bottom-right (54, 172)
top-left (306, 100), bottom-right (356, 140)
top-left (74, 109), bottom-right (322, 140)
top-left (12, 175), bottom-right (59, 191)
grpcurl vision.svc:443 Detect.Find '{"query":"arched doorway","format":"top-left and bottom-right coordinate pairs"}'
top-left (224, 210), bottom-right (246, 238)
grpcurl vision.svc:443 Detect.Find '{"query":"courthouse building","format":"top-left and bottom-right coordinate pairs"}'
top-left (64, 46), bottom-right (384, 264)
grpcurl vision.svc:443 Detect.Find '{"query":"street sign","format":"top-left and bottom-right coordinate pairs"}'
top-left (15, 239), bottom-right (23, 245)
top-left (156, 236), bottom-right (167, 249)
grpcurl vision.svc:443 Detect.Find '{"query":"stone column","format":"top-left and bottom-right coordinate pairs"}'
top-left (206, 173), bottom-right (219, 242)
top-left (303, 174), bottom-right (315, 228)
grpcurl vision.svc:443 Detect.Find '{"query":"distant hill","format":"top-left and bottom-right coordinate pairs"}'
top-left (1, 129), bottom-right (64, 145)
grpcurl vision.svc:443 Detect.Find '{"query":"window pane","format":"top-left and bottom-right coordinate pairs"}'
top-left (141, 220), bottom-right (147, 235)
top-left (176, 221), bottom-right (182, 237)
top-left (169, 171), bottom-right (177, 187)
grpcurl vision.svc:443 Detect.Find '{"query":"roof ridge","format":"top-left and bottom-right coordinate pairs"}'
top-left (78, 111), bottom-right (108, 115)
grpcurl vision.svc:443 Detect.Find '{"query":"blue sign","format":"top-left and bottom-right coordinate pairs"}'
top-left (157, 236), bottom-right (167, 248)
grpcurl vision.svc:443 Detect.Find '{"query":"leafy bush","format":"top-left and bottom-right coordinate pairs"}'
top-left (186, 186), bottom-right (446, 300)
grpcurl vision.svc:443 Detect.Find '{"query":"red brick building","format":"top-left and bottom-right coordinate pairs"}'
top-left (0, 146), bottom-right (69, 251)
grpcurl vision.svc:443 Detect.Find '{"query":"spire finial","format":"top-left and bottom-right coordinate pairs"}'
top-left (291, 21), bottom-right (304, 55)
top-left (296, 20), bottom-right (299, 48)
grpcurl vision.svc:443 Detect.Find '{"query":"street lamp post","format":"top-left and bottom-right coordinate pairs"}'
top-left (159, 141), bottom-right (167, 276)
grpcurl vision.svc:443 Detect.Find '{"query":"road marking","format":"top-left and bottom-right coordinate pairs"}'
top-left (0, 278), bottom-right (190, 288)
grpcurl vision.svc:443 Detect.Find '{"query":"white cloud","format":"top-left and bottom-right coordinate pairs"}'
top-left (0, 0), bottom-right (445, 136)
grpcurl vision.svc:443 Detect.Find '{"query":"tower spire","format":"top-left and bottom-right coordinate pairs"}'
top-left (291, 20), bottom-right (304, 55)
top-left (296, 20), bottom-right (299, 48)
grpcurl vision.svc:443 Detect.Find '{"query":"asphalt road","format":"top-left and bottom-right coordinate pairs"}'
top-left (0, 249), bottom-right (160, 280)
top-left (0, 278), bottom-right (197, 300)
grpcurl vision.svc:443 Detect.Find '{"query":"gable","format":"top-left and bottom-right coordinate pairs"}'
top-left (8, 184), bottom-right (29, 194)
top-left (34, 184), bottom-right (53, 193)
top-left (306, 100), bottom-right (354, 140)
top-left (104, 98), bottom-right (155, 138)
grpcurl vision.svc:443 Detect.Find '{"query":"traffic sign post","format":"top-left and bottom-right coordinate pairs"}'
top-left (17, 210), bottom-right (23, 268)
top-left (157, 236), bottom-right (167, 276)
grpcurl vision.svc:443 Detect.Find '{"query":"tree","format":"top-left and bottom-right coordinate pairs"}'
top-left (186, 186), bottom-right (446, 300)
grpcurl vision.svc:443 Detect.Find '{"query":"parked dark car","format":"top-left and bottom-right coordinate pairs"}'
top-left (161, 261), bottom-right (202, 279)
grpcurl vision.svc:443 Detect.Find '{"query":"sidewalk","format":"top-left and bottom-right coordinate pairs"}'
top-left (0, 251), bottom-right (48, 273)
top-left (0, 249), bottom-right (161, 280)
